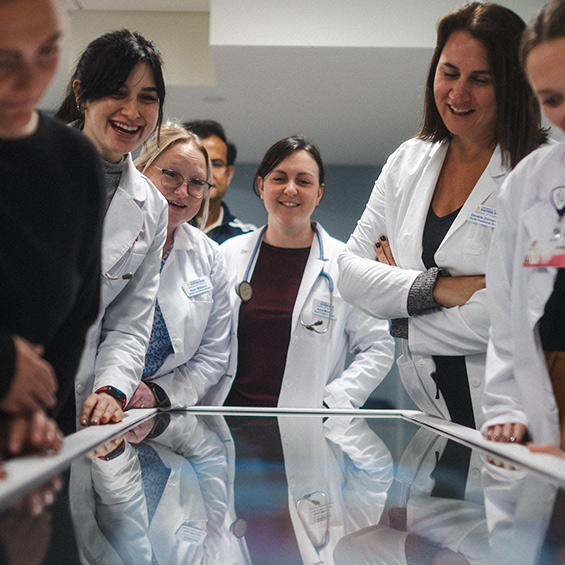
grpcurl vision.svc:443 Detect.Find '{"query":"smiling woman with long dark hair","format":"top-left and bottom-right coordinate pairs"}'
top-left (338, 2), bottom-right (547, 430)
top-left (56, 29), bottom-right (168, 429)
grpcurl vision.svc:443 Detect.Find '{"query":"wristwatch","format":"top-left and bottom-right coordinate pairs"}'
top-left (146, 382), bottom-right (171, 409)
top-left (146, 412), bottom-right (171, 439)
top-left (95, 385), bottom-right (127, 409)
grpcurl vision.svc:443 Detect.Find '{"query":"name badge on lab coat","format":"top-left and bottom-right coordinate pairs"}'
top-left (312, 298), bottom-right (336, 320)
top-left (182, 277), bottom-right (213, 298)
top-left (176, 522), bottom-right (206, 545)
top-left (467, 205), bottom-right (497, 229)
top-left (524, 238), bottom-right (565, 268)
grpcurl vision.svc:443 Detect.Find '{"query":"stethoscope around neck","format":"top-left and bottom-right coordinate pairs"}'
top-left (234, 223), bottom-right (334, 334)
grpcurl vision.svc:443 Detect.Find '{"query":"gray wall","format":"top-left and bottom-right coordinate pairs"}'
top-left (224, 161), bottom-right (417, 410)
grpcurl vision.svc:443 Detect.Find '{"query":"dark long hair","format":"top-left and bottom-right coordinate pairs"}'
top-left (252, 135), bottom-right (325, 198)
top-left (55, 29), bottom-right (165, 131)
top-left (419, 2), bottom-right (547, 168)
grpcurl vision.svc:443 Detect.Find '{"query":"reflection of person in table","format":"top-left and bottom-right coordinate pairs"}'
top-left (339, 2), bottom-right (546, 429)
top-left (483, 0), bottom-right (565, 448)
top-left (279, 415), bottom-right (394, 564)
top-left (334, 428), bottom-right (489, 564)
top-left (70, 414), bottom-right (241, 564)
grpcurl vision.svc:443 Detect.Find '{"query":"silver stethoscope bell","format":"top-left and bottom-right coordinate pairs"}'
top-left (235, 281), bottom-right (253, 302)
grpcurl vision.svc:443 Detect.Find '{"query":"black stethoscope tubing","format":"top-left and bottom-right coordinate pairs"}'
top-left (235, 224), bottom-right (334, 333)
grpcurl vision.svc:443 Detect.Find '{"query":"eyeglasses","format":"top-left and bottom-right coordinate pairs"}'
top-left (153, 166), bottom-right (212, 199)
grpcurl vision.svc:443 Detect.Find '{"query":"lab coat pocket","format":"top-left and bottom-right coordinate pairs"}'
top-left (461, 222), bottom-right (493, 257)
top-left (181, 295), bottom-right (214, 349)
top-left (396, 353), bottom-right (440, 414)
top-left (103, 249), bottom-right (146, 282)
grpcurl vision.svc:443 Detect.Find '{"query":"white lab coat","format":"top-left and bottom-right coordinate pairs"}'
top-left (483, 143), bottom-right (562, 444)
top-left (338, 138), bottom-right (509, 428)
top-left (70, 414), bottom-right (248, 565)
top-left (143, 223), bottom-right (232, 408)
top-left (209, 223), bottom-right (395, 408)
top-left (482, 462), bottom-right (556, 564)
top-left (333, 427), bottom-right (488, 564)
top-left (279, 415), bottom-right (394, 565)
top-left (74, 154), bottom-right (168, 416)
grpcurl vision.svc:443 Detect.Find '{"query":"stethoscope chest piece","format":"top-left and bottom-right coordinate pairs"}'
top-left (235, 281), bottom-right (253, 302)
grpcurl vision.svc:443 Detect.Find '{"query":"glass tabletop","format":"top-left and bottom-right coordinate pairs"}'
top-left (0, 411), bottom-right (563, 564)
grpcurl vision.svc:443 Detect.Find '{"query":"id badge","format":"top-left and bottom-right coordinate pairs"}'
top-left (312, 298), bottom-right (336, 320)
top-left (182, 276), bottom-right (213, 298)
top-left (176, 522), bottom-right (206, 545)
top-left (523, 238), bottom-right (565, 267)
top-left (468, 204), bottom-right (497, 229)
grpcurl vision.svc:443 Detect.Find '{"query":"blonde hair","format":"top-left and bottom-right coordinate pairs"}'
top-left (136, 121), bottom-right (212, 228)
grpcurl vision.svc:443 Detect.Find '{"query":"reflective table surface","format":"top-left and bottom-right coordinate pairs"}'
top-left (0, 409), bottom-right (564, 564)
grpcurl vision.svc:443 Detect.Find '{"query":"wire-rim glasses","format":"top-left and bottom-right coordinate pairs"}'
top-left (153, 166), bottom-right (212, 199)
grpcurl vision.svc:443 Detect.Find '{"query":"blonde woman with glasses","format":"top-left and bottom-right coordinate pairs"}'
top-left (128, 123), bottom-right (232, 410)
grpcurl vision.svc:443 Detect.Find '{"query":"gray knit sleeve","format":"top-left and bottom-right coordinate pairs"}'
top-left (406, 267), bottom-right (445, 316)
top-left (390, 318), bottom-right (408, 339)
top-left (390, 267), bottom-right (447, 340)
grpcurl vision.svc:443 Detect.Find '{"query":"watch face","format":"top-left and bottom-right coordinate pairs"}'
top-left (149, 383), bottom-right (170, 408)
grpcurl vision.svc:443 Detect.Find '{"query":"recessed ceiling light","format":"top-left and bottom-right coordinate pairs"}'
top-left (203, 96), bottom-right (225, 103)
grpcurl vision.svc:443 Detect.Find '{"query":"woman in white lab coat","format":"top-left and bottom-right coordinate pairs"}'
top-left (483, 0), bottom-right (565, 447)
top-left (55, 30), bottom-right (168, 430)
top-left (125, 123), bottom-right (231, 410)
top-left (338, 2), bottom-right (546, 429)
top-left (214, 135), bottom-right (394, 409)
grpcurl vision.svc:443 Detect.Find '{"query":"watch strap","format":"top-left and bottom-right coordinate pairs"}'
top-left (146, 382), bottom-right (171, 409)
top-left (95, 385), bottom-right (127, 409)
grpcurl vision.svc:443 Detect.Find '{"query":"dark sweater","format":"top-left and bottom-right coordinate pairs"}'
top-left (0, 113), bottom-right (105, 421)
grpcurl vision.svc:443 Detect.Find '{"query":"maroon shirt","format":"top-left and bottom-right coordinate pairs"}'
top-left (225, 242), bottom-right (310, 406)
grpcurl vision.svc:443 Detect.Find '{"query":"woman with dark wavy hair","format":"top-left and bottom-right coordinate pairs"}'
top-left (56, 29), bottom-right (168, 430)
top-left (339, 2), bottom-right (546, 429)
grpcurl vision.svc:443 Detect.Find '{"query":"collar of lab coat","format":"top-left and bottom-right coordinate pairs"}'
top-left (171, 222), bottom-right (200, 251)
top-left (292, 222), bottom-right (332, 330)
top-left (397, 143), bottom-right (507, 270)
top-left (102, 154), bottom-right (147, 272)
top-left (520, 144), bottom-right (565, 242)
top-left (446, 144), bottom-right (506, 239)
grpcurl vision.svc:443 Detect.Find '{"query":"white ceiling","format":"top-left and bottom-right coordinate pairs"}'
top-left (47, 0), bottom-right (551, 167)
